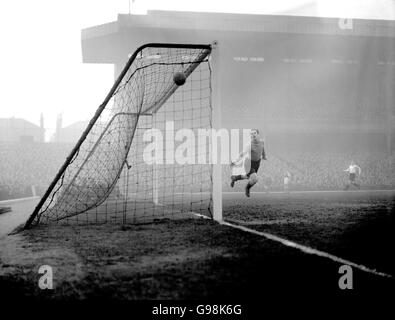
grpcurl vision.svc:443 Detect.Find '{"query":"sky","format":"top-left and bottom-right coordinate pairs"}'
top-left (0, 0), bottom-right (394, 139)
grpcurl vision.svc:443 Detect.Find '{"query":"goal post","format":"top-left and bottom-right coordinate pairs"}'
top-left (24, 42), bottom-right (222, 229)
top-left (152, 112), bottom-right (159, 205)
top-left (211, 41), bottom-right (223, 222)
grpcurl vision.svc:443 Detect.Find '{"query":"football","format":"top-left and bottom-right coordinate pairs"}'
top-left (173, 72), bottom-right (186, 86)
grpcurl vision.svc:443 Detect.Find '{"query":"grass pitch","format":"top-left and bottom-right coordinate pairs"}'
top-left (0, 190), bottom-right (394, 300)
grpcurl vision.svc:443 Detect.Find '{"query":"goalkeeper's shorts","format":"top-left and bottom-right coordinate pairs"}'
top-left (247, 160), bottom-right (261, 177)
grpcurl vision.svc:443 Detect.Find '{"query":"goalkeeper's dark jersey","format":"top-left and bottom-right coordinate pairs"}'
top-left (250, 139), bottom-right (266, 161)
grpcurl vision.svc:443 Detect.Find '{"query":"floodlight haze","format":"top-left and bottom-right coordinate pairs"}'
top-left (0, 0), bottom-right (393, 139)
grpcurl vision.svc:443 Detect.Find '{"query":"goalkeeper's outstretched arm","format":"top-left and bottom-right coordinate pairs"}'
top-left (230, 145), bottom-right (250, 166)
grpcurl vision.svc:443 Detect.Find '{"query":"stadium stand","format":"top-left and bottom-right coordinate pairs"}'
top-left (0, 142), bottom-right (72, 200)
top-left (1, 142), bottom-right (394, 201)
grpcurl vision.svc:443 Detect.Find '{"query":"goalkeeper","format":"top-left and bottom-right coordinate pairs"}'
top-left (230, 129), bottom-right (267, 197)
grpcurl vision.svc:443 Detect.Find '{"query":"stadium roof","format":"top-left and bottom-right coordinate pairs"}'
top-left (82, 10), bottom-right (395, 41)
top-left (81, 10), bottom-right (395, 64)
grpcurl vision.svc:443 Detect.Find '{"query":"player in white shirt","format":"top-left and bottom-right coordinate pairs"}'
top-left (283, 171), bottom-right (291, 193)
top-left (343, 161), bottom-right (361, 190)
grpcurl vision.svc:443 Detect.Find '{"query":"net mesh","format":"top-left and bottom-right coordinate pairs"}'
top-left (27, 44), bottom-right (213, 226)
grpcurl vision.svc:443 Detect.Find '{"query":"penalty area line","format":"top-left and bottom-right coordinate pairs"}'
top-left (0, 196), bottom-right (39, 205)
top-left (220, 220), bottom-right (393, 279)
top-left (174, 189), bottom-right (395, 196)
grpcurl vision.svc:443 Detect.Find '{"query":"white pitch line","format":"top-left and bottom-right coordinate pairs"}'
top-left (222, 189), bottom-right (395, 195)
top-left (219, 220), bottom-right (393, 279)
top-left (191, 212), bottom-right (212, 219)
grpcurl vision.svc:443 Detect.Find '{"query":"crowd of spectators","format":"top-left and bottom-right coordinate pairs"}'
top-left (1, 141), bottom-right (395, 201)
top-left (0, 142), bottom-right (72, 200)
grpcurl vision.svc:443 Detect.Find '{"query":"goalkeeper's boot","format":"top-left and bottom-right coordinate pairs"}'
top-left (230, 176), bottom-right (236, 188)
top-left (245, 184), bottom-right (251, 197)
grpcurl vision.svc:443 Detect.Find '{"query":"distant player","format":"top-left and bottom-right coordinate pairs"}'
top-left (343, 161), bottom-right (361, 190)
top-left (283, 171), bottom-right (291, 193)
top-left (230, 129), bottom-right (267, 197)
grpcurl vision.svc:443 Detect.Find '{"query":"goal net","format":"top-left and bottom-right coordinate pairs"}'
top-left (25, 43), bottom-right (214, 228)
